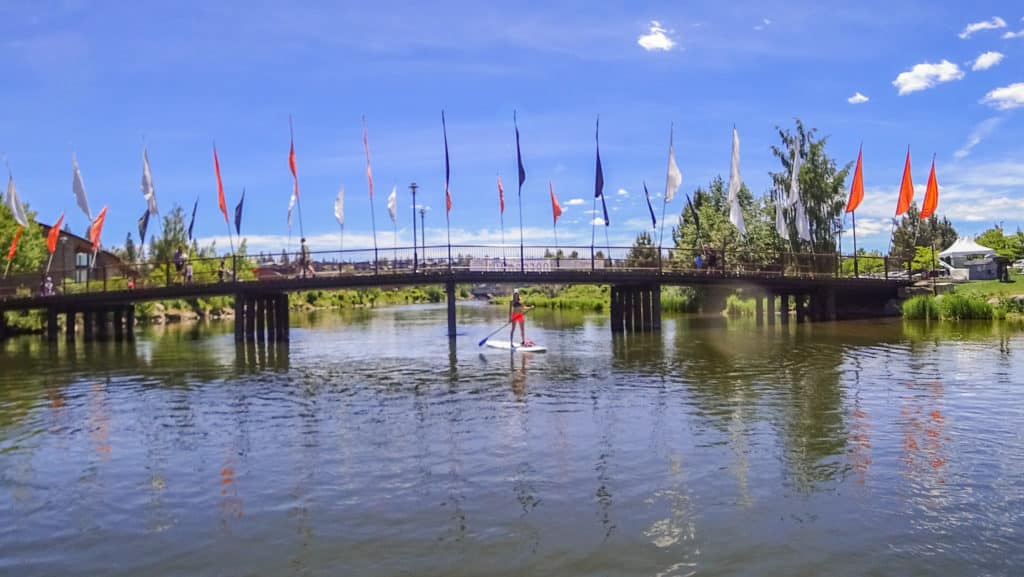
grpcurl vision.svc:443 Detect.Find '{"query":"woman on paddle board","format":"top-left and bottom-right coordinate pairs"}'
top-left (509, 289), bottom-right (534, 346)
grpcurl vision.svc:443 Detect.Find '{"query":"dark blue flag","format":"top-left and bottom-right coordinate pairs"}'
top-left (187, 197), bottom-right (198, 241)
top-left (138, 209), bottom-right (150, 246)
top-left (443, 110), bottom-right (451, 213)
top-left (234, 188), bottom-right (245, 235)
top-left (686, 193), bottom-right (701, 235)
top-left (514, 110), bottom-right (526, 194)
top-left (643, 181), bottom-right (656, 230)
top-left (595, 117), bottom-right (608, 226)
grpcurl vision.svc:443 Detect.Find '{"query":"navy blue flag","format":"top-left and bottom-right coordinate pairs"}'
top-left (643, 181), bottom-right (656, 230)
top-left (514, 110), bottom-right (526, 193)
top-left (234, 188), bottom-right (245, 235)
top-left (442, 110), bottom-right (452, 213)
top-left (187, 197), bottom-right (198, 241)
top-left (138, 209), bottom-right (150, 247)
top-left (686, 193), bottom-right (701, 235)
top-left (595, 117), bottom-right (609, 226)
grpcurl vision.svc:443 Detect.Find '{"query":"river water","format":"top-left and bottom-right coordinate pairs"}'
top-left (1, 303), bottom-right (1022, 576)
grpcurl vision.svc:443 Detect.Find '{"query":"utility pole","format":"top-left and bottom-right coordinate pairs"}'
top-left (410, 182), bottom-right (418, 272)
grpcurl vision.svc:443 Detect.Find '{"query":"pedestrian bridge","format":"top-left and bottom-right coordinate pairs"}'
top-left (0, 244), bottom-right (911, 342)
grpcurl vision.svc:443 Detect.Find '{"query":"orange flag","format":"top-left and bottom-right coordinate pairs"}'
top-left (920, 157), bottom-right (939, 219)
top-left (47, 213), bottom-right (65, 254)
top-left (845, 146), bottom-right (864, 213)
top-left (290, 120), bottom-right (299, 199)
top-left (362, 115), bottom-right (373, 199)
top-left (7, 225), bottom-right (23, 261)
top-left (895, 147), bottom-right (914, 216)
top-left (89, 206), bottom-right (108, 250)
top-left (549, 180), bottom-right (563, 225)
top-left (214, 146), bottom-right (228, 224)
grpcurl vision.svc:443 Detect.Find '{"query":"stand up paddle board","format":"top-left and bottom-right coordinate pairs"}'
top-left (485, 339), bottom-right (547, 353)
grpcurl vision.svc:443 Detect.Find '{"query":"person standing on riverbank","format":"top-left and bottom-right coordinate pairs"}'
top-left (509, 288), bottom-right (534, 346)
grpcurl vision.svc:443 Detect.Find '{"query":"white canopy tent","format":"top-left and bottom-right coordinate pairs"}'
top-left (938, 237), bottom-right (995, 259)
top-left (938, 237), bottom-right (998, 280)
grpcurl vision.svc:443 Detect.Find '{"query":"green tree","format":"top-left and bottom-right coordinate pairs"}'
top-left (625, 231), bottom-right (658, 267)
top-left (148, 205), bottom-right (189, 263)
top-left (0, 203), bottom-right (47, 275)
top-left (769, 119), bottom-right (852, 254)
top-left (891, 204), bottom-right (958, 260)
top-left (975, 225), bottom-right (1014, 259)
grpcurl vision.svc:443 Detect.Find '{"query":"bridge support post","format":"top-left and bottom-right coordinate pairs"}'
top-left (610, 286), bottom-right (624, 333)
top-left (446, 281), bottom-right (456, 339)
top-left (83, 310), bottom-right (94, 341)
top-left (244, 296), bottom-right (256, 342)
top-left (623, 288), bottom-right (635, 333)
top-left (755, 295), bottom-right (764, 326)
top-left (276, 295), bottom-right (289, 342)
top-left (779, 293), bottom-right (789, 325)
top-left (266, 297), bottom-right (277, 342)
top-left (0, 311), bottom-right (6, 340)
top-left (256, 297), bottom-right (266, 343)
top-left (766, 293), bottom-right (776, 326)
top-left (652, 286), bottom-right (661, 331)
top-left (234, 296), bottom-right (244, 342)
top-left (46, 307), bottom-right (59, 342)
top-left (96, 309), bottom-right (110, 341)
top-left (113, 307), bottom-right (124, 341)
top-left (795, 294), bottom-right (806, 324)
top-left (125, 306), bottom-right (135, 341)
top-left (826, 289), bottom-right (837, 321)
top-left (66, 310), bottom-right (76, 341)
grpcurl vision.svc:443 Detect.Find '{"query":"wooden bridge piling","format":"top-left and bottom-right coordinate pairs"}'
top-left (446, 281), bottom-right (456, 338)
top-left (767, 293), bottom-right (776, 326)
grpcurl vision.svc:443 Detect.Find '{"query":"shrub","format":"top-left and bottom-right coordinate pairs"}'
top-left (902, 295), bottom-right (939, 320)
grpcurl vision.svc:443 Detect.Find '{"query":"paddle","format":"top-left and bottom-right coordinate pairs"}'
top-left (478, 306), bottom-right (534, 347)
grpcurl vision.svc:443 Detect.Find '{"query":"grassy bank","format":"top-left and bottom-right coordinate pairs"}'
top-left (902, 294), bottom-right (1005, 320)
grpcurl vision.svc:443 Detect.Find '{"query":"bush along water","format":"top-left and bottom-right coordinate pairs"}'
top-left (902, 294), bottom-right (1000, 320)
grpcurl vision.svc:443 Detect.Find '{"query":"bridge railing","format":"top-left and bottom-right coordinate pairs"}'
top-left (6, 244), bottom-right (906, 300)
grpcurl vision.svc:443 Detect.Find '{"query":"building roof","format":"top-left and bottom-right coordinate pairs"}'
top-left (938, 237), bottom-right (995, 258)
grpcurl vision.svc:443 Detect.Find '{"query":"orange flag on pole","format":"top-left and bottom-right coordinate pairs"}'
top-left (7, 225), bottom-right (23, 261)
top-left (214, 146), bottom-right (229, 224)
top-left (47, 213), bottom-right (64, 254)
top-left (845, 146), bottom-right (864, 213)
top-left (920, 156), bottom-right (939, 219)
top-left (89, 206), bottom-right (108, 250)
top-left (549, 180), bottom-right (563, 225)
top-left (895, 147), bottom-right (914, 216)
top-left (289, 122), bottom-right (299, 199)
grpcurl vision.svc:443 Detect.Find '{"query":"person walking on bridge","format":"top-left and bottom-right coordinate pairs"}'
top-left (509, 288), bottom-right (534, 346)
top-left (299, 238), bottom-right (316, 279)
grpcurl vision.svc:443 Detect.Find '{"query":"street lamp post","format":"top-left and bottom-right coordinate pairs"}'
top-left (410, 182), bottom-right (418, 272)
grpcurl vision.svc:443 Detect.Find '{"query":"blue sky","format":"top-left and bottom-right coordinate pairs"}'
top-left (1, 0), bottom-right (1022, 255)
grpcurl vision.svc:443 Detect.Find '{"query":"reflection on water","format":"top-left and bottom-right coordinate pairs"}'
top-left (1, 308), bottom-right (1024, 576)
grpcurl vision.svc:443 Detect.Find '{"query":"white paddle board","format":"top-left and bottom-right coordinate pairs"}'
top-left (485, 339), bottom-right (547, 353)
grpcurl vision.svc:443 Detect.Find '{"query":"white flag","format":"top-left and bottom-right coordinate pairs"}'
top-left (727, 127), bottom-right (746, 235)
top-left (664, 142), bottom-right (681, 203)
top-left (334, 185), bottom-right (344, 226)
top-left (775, 194), bottom-right (788, 238)
top-left (5, 175), bottom-right (29, 227)
top-left (795, 198), bottom-right (812, 241)
top-left (387, 185), bottom-right (397, 223)
top-left (72, 153), bottom-right (92, 221)
top-left (787, 141), bottom-right (802, 207)
top-left (287, 191), bottom-right (297, 229)
top-left (141, 147), bottom-right (158, 216)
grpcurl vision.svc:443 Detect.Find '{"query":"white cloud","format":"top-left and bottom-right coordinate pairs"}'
top-left (892, 60), bottom-right (964, 95)
top-left (590, 217), bottom-right (607, 226)
top-left (981, 82), bottom-right (1024, 110)
top-left (565, 198), bottom-right (585, 206)
top-left (954, 117), bottom-right (1003, 159)
top-left (1004, 29), bottom-right (1024, 39)
top-left (637, 21), bottom-right (676, 51)
top-left (971, 51), bottom-right (1004, 71)
top-left (753, 18), bottom-right (771, 31)
top-left (617, 188), bottom-right (629, 197)
top-left (958, 16), bottom-right (1007, 39)
top-left (847, 92), bottom-right (869, 104)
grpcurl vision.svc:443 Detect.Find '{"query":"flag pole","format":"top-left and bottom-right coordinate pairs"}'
top-left (498, 173), bottom-right (506, 268)
top-left (851, 210), bottom-right (859, 277)
top-left (363, 115), bottom-right (379, 273)
top-left (658, 123), bottom-right (672, 264)
top-left (514, 111), bottom-right (526, 273)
